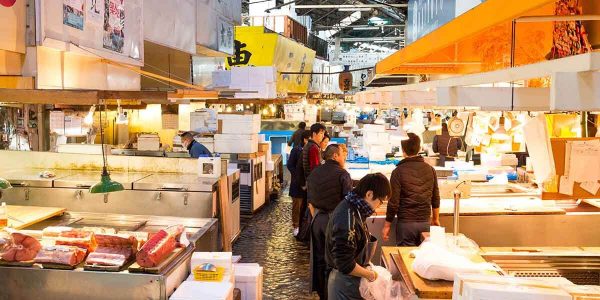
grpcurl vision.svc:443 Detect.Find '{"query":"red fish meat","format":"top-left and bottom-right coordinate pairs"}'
top-left (34, 245), bottom-right (86, 266)
top-left (136, 226), bottom-right (183, 268)
top-left (56, 230), bottom-right (97, 252)
top-left (95, 234), bottom-right (138, 252)
top-left (1, 232), bottom-right (42, 262)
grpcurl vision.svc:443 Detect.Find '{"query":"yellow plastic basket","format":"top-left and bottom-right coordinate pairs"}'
top-left (193, 266), bottom-right (225, 282)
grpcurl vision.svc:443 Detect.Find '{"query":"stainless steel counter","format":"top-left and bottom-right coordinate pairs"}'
top-left (1, 169), bottom-right (219, 219)
top-left (0, 211), bottom-right (218, 300)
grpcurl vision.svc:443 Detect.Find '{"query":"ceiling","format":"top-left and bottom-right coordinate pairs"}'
top-left (243, 0), bottom-right (408, 51)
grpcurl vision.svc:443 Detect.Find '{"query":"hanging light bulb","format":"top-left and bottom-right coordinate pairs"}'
top-left (492, 115), bottom-right (510, 141)
top-left (84, 105), bottom-right (96, 126)
top-left (90, 104), bottom-right (124, 194)
top-left (0, 177), bottom-right (12, 190)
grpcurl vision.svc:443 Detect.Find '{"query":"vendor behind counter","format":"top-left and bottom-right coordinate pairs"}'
top-left (181, 132), bottom-right (212, 158)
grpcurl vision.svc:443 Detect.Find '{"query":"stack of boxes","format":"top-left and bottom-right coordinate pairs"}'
top-left (190, 109), bottom-right (218, 134)
top-left (214, 113), bottom-right (261, 154)
top-left (362, 124), bottom-right (390, 161)
top-left (174, 252), bottom-right (263, 300)
top-left (229, 67), bottom-right (277, 99)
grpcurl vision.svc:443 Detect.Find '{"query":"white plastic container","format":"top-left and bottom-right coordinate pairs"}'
top-left (191, 252), bottom-right (233, 275)
top-left (234, 263), bottom-right (263, 300)
top-left (137, 134), bottom-right (161, 151)
top-left (217, 114), bottom-right (261, 135)
top-left (169, 281), bottom-right (233, 300)
top-left (214, 134), bottom-right (259, 154)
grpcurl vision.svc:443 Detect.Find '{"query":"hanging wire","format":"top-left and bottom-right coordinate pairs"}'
top-left (510, 19), bottom-right (517, 112)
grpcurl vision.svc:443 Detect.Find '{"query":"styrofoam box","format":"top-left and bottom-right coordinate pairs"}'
top-left (266, 161), bottom-right (275, 172)
top-left (198, 157), bottom-right (221, 178)
top-left (214, 134), bottom-right (259, 154)
top-left (453, 274), bottom-right (571, 300)
top-left (234, 263), bottom-right (263, 300)
top-left (170, 281), bottom-right (233, 300)
top-left (192, 252), bottom-right (233, 275)
top-left (138, 135), bottom-right (161, 151)
top-left (217, 114), bottom-right (261, 135)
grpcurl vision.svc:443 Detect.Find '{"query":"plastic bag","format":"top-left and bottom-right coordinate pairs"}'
top-left (412, 242), bottom-right (500, 281)
top-left (359, 264), bottom-right (406, 300)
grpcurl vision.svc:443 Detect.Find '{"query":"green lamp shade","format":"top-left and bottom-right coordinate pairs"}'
top-left (89, 173), bottom-right (124, 194)
top-left (0, 177), bottom-right (12, 190)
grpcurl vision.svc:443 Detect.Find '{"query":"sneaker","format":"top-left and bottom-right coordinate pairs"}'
top-left (293, 227), bottom-right (299, 237)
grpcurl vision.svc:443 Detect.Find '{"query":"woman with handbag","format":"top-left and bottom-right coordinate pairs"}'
top-left (325, 173), bottom-right (391, 300)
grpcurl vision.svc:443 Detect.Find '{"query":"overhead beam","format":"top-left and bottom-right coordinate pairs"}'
top-left (339, 37), bottom-right (405, 42)
top-left (315, 24), bottom-right (405, 29)
top-left (295, 4), bottom-right (407, 9)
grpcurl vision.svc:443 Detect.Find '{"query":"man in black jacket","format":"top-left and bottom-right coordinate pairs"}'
top-left (287, 130), bottom-right (312, 237)
top-left (382, 133), bottom-right (441, 246)
top-left (307, 144), bottom-right (352, 300)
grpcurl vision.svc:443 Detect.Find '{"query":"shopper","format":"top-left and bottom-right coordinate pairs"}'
top-left (326, 173), bottom-right (391, 300)
top-left (288, 121), bottom-right (307, 148)
top-left (288, 130), bottom-right (312, 237)
top-left (432, 123), bottom-right (462, 166)
top-left (307, 144), bottom-right (352, 300)
top-left (383, 133), bottom-right (440, 246)
top-left (181, 132), bottom-right (212, 158)
top-left (320, 131), bottom-right (331, 151)
top-left (302, 123), bottom-right (327, 181)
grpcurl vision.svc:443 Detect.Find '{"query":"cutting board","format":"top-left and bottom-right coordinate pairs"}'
top-left (128, 247), bottom-right (184, 274)
top-left (6, 205), bottom-right (66, 229)
top-left (382, 247), bottom-right (496, 299)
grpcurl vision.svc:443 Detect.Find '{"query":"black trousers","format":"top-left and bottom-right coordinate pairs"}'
top-left (396, 221), bottom-right (430, 246)
top-left (311, 212), bottom-right (330, 300)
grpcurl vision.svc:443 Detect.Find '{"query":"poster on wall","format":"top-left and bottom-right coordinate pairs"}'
top-left (103, 0), bottom-right (125, 53)
top-left (86, 0), bottom-right (104, 26)
top-left (63, 0), bottom-right (85, 30)
top-left (217, 17), bottom-right (234, 55)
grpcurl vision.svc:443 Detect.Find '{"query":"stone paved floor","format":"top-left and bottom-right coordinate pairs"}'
top-left (233, 191), bottom-right (319, 300)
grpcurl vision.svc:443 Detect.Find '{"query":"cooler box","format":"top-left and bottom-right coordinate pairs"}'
top-left (217, 114), bottom-right (261, 135)
top-left (214, 134), bottom-right (259, 154)
top-left (170, 281), bottom-right (233, 300)
top-left (234, 263), bottom-right (263, 300)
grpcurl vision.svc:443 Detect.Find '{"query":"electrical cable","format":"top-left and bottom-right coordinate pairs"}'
top-left (280, 66), bottom-right (374, 75)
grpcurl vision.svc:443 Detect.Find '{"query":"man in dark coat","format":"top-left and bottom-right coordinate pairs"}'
top-left (307, 144), bottom-right (352, 300)
top-left (432, 123), bottom-right (463, 166)
top-left (382, 133), bottom-right (441, 246)
top-left (287, 130), bottom-right (312, 237)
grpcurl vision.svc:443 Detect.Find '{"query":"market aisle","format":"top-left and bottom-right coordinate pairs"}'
top-left (233, 193), bottom-right (318, 300)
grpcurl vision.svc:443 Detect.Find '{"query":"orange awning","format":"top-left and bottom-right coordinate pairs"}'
top-left (376, 0), bottom-right (557, 76)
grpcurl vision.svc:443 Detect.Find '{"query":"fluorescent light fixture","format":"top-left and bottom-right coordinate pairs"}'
top-left (339, 7), bottom-right (371, 11)
top-left (353, 27), bottom-right (379, 31)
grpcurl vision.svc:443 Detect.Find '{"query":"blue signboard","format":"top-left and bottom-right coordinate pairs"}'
top-left (406, 0), bottom-right (486, 44)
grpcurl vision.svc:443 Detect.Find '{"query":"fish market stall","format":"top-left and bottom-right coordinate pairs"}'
top-left (0, 208), bottom-right (218, 300)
